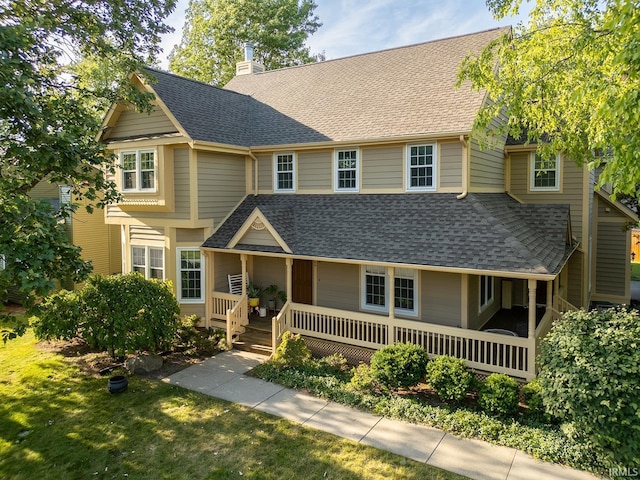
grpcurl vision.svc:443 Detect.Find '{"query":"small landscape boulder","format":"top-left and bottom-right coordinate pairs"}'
top-left (124, 354), bottom-right (163, 374)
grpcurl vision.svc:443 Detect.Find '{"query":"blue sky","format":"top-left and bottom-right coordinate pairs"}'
top-left (158, 0), bottom-right (531, 69)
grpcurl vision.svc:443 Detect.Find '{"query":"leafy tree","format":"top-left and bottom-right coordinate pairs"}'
top-left (0, 0), bottom-right (176, 337)
top-left (458, 0), bottom-right (640, 198)
top-left (169, 0), bottom-right (321, 86)
top-left (537, 307), bottom-right (640, 467)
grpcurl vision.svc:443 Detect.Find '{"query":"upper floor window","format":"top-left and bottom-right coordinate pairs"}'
top-left (530, 152), bottom-right (560, 191)
top-left (479, 275), bottom-right (494, 312)
top-left (121, 149), bottom-right (156, 192)
top-left (335, 149), bottom-right (359, 191)
top-left (407, 144), bottom-right (436, 191)
top-left (177, 248), bottom-right (204, 303)
top-left (131, 245), bottom-right (164, 279)
top-left (274, 153), bottom-right (295, 192)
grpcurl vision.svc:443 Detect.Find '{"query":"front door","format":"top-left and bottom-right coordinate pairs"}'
top-left (292, 259), bottom-right (313, 304)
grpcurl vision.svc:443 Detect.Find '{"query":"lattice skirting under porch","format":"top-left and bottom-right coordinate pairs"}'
top-left (303, 336), bottom-right (375, 365)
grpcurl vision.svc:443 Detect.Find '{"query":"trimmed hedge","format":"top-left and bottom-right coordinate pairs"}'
top-left (369, 342), bottom-right (428, 390)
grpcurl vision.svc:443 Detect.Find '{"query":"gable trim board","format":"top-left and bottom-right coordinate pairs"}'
top-left (227, 207), bottom-right (292, 253)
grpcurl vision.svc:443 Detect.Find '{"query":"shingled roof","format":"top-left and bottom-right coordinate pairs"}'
top-left (202, 193), bottom-right (576, 277)
top-left (143, 27), bottom-right (508, 147)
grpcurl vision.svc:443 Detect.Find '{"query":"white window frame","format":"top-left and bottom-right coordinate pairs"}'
top-left (176, 247), bottom-right (205, 304)
top-left (131, 245), bottom-right (165, 280)
top-left (334, 149), bottom-right (359, 192)
top-left (121, 149), bottom-right (157, 192)
top-left (406, 144), bottom-right (437, 192)
top-left (479, 275), bottom-right (494, 312)
top-left (361, 266), bottom-right (418, 317)
top-left (273, 153), bottom-right (296, 192)
top-left (530, 152), bottom-right (560, 192)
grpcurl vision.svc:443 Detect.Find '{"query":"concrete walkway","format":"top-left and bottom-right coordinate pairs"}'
top-left (163, 350), bottom-right (600, 480)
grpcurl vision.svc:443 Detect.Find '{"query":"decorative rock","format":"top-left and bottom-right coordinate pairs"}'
top-left (124, 354), bottom-right (163, 374)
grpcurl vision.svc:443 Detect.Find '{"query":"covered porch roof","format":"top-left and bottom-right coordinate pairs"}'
top-left (202, 193), bottom-right (577, 279)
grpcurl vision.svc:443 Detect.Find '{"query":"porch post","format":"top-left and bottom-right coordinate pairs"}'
top-left (387, 267), bottom-right (395, 345)
top-left (553, 277), bottom-right (559, 309)
top-left (285, 257), bottom-right (293, 301)
top-left (527, 279), bottom-right (537, 339)
top-left (527, 278), bottom-right (537, 378)
top-left (546, 280), bottom-right (553, 312)
top-left (205, 250), bottom-right (214, 325)
top-left (240, 254), bottom-right (248, 297)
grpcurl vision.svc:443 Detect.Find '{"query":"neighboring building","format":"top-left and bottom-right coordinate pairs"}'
top-left (98, 27), bottom-right (636, 379)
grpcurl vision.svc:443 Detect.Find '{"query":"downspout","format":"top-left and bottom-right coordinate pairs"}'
top-left (249, 149), bottom-right (258, 196)
top-left (457, 134), bottom-right (469, 200)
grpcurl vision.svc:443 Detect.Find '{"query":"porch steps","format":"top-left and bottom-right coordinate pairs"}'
top-left (233, 320), bottom-right (272, 356)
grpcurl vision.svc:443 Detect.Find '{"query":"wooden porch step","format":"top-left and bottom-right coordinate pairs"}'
top-left (233, 328), bottom-right (272, 356)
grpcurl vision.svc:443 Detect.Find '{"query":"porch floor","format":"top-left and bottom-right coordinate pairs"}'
top-left (481, 306), bottom-right (545, 337)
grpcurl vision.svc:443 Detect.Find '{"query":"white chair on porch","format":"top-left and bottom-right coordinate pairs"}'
top-left (228, 273), bottom-right (249, 295)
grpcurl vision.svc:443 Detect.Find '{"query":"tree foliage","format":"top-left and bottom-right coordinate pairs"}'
top-left (34, 273), bottom-right (181, 358)
top-left (0, 0), bottom-right (175, 326)
top-left (169, 0), bottom-right (321, 86)
top-left (537, 307), bottom-right (640, 467)
top-left (458, 0), bottom-right (640, 197)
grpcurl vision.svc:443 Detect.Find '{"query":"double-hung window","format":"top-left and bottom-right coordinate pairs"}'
top-left (131, 245), bottom-right (164, 279)
top-left (335, 149), bottom-right (359, 191)
top-left (530, 153), bottom-right (560, 191)
top-left (274, 153), bottom-right (295, 192)
top-left (407, 144), bottom-right (436, 191)
top-left (177, 248), bottom-right (204, 303)
top-left (362, 266), bottom-right (418, 316)
top-left (121, 149), bottom-right (156, 192)
top-left (479, 275), bottom-right (494, 311)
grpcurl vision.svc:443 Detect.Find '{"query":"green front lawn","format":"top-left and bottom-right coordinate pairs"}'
top-left (0, 331), bottom-right (465, 480)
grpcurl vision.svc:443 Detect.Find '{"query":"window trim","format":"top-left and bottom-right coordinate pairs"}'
top-left (176, 247), bottom-right (205, 304)
top-left (273, 152), bottom-right (296, 193)
top-left (406, 143), bottom-right (437, 192)
top-left (479, 275), bottom-right (494, 312)
top-left (360, 265), bottom-right (418, 317)
top-left (530, 152), bottom-right (561, 192)
top-left (121, 149), bottom-right (157, 193)
top-left (334, 148), bottom-right (359, 192)
top-left (131, 245), bottom-right (165, 280)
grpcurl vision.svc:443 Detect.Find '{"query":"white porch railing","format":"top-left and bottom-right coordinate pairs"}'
top-left (285, 302), bottom-right (535, 379)
top-left (555, 296), bottom-right (578, 313)
top-left (271, 301), bottom-right (291, 353)
top-left (225, 294), bottom-right (247, 347)
top-left (212, 291), bottom-right (243, 321)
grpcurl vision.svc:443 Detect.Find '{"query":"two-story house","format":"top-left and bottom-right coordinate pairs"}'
top-left (99, 27), bottom-right (636, 379)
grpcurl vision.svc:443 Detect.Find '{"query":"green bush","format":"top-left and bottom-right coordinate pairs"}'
top-left (538, 307), bottom-right (640, 466)
top-left (271, 331), bottom-right (311, 367)
top-left (175, 315), bottom-right (225, 356)
top-left (369, 342), bottom-right (428, 390)
top-left (478, 373), bottom-right (519, 416)
top-left (349, 363), bottom-right (379, 392)
top-left (522, 378), bottom-right (545, 417)
top-left (34, 273), bottom-right (180, 357)
top-left (425, 355), bottom-right (474, 402)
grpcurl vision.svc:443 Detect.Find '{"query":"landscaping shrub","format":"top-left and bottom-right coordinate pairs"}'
top-left (349, 363), bottom-right (379, 392)
top-left (425, 355), bottom-right (474, 402)
top-left (538, 307), bottom-right (640, 466)
top-left (271, 331), bottom-right (311, 367)
top-left (34, 273), bottom-right (180, 357)
top-left (369, 342), bottom-right (428, 390)
top-left (522, 378), bottom-right (545, 418)
top-left (478, 373), bottom-right (519, 416)
top-left (175, 315), bottom-right (225, 356)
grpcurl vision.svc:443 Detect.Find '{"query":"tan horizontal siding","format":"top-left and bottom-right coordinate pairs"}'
top-left (180, 303), bottom-right (206, 318)
top-left (420, 271), bottom-right (462, 327)
top-left (252, 256), bottom-right (286, 292)
top-left (298, 150), bottom-right (331, 191)
top-left (238, 228), bottom-right (280, 248)
top-left (30, 180), bottom-right (60, 200)
top-left (361, 146), bottom-right (403, 190)
top-left (72, 206), bottom-right (121, 277)
top-left (567, 252), bottom-right (584, 308)
top-left (316, 262), bottom-right (360, 311)
top-left (130, 225), bottom-right (165, 244)
top-left (213, 252), bottom-right (241, 292)
top-left (439, 142), bottom-right (463, 189)
top-left (197, 151), bottom-right (246, 224)
top-left (257, 154), bottom-right (273, 192)
top-left (109, 106), bottom-right (177, 139)
top-left (595, 222), bottom-right (628, 296)
top-left (173, 148), bottom-right (191, 218)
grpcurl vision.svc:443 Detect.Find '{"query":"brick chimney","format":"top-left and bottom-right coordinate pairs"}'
top-left (236, 42), bottom-right (265, 76)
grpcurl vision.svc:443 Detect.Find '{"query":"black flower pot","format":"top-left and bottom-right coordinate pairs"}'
top-left (108, 375), bottom-right (128, 394)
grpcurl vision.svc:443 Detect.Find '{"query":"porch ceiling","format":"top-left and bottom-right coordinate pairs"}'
top-left (202, 193), bottom-right (576, 276)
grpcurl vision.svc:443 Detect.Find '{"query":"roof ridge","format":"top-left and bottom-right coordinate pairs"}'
top-left (143, 67), bottom-right (250, 99)
top-left (234, 26), bottom-right (511, 78)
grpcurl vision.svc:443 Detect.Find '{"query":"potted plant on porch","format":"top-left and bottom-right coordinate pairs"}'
top-left (247, 283), bottom-right (263, 308)
top-left (264, 284), bottom-right (287, 311)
